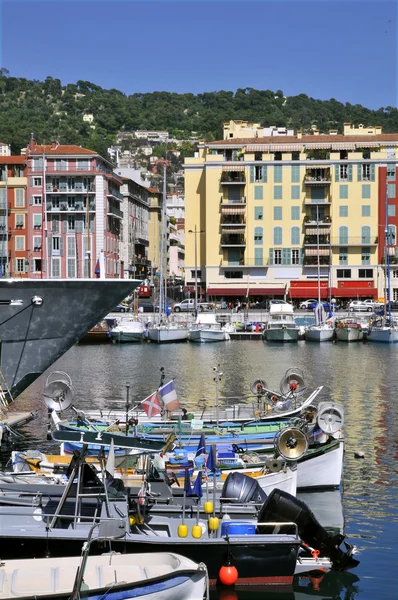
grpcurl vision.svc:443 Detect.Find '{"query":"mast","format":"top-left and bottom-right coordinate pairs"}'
top-left (43, 146), bottom-right (49, 278)
top-left (385, 179), bottom-right (391, 323)
top-left (158, 163), bottom-right (167, 320)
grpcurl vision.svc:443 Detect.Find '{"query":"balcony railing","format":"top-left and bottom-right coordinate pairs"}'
top-left (220, 235), bottom-right (246, 246)
top-left (220, 258), bottom-right (269, 267)
top-left (220, 196), bottom-right (246, 206)
top-left (304, 217), bottom-right (332, 225)
top-left (304, 256), bottom-right (330, 266)
top-left (107, 205), bottom-right (124, 219)
top-left (304, 169), bottom-right (331, 185)
top-left (330, 236), bottom-right (378, 246)
top-left (304, 235), bottom-right (330, 245)
top-left (107, 187), bottom-right (124, 201)
top-left (46, 183), bottom-right (95, 193)
top-left (220, 174), bottom-right (246, 184)
top-left (304, 199), bottom-right (331, 205)
top-left (220, 217), bottom-right (246, 226)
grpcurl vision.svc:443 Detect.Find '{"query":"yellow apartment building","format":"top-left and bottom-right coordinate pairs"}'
top-left (184, 122), bottom-right (398, 303)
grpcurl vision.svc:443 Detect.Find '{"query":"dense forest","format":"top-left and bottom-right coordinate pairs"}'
top-left (1, 70), bottom-right (397, 157)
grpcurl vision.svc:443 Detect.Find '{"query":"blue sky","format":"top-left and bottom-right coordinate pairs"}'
top-left (0, 0), bottom-right (396, 109)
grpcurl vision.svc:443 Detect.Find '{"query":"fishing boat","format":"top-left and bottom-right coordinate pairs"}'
top-left (189, 314), bottom-right (230, 342)
top-left (78, 320), bottom-right (112, 343)
top-left (335, 319), bottom-right (364, 342)
top-left (0, 279), bottom-right (140, 401)
top-left (264, 303), bottom-right (299, 342)
top-left (110, 318), bottom-right (145, 342)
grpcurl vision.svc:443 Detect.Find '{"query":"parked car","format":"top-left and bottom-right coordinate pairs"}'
top-left (138, 301), bottom-right (155, 313)
top-left (349, 299), bottom-right (379, 312)
top-left (257, 299), bottom-right (291, 310)
top-left (299, 299), bottom-right (318, 310)
top-left (112, 302), bottom-right (130, 313)
top-left (302, 300), bottom-right (339, 311)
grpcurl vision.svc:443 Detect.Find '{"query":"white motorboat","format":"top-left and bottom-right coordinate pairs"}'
top-left (305, 323), bottom-right (334, 342)
top-left (335, 319), bottom-right (364, 342)
top-left (110, 319), bottom-right (144, 342)
top-left (264, 303), bottom-right (299, 342)
top-left (189, 314), bottom-right (230, 342)
top-left (148, 324), bottom-right (189, 343)
top-left (297, 438), bottom-right (344, 490)
top-left (367, 320), bottom-right (398, 343)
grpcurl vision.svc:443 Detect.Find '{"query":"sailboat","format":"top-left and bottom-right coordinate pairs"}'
top-left (305, 207), bottom-right (334, 342)
top-left (367, 178), bottom-right (398, 343)
top-left (148, 164), bottom-right (189, 344)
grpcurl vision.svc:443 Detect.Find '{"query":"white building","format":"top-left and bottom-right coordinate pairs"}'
top-left (0, 142), bottom-right (11, 156)
top-left (166, 193), bottom-right (185, 220)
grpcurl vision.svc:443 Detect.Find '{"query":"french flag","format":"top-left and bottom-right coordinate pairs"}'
top-left (159, 380), bottom-right (180, 411)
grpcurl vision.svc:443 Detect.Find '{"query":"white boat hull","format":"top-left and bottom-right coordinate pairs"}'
top-left (111, 323), bottom-right (144, 343)
top-left (336, 327), bottom-right (363, 342)
top-left (297, 439), bottom-right (344, 490)
top-left (148, 327), bottom-right (189, 343)
top-left (266, 327), bottom-right (299, 342)
top-left (367, 327), bottom-right (398, 343)
top-left (305, 327), bottom-right (334, 342)
top-left (189, 329), bottom-right (229, 343)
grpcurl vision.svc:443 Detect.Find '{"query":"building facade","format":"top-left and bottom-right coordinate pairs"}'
top-left (184, 122), bottom-right (398, 302)
top-left (120, 178), bottom-right (151, 279)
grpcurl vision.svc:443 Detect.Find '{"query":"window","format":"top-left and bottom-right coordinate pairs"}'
top-left (67, 215), bottom-right (75, 232)
top-left (361, 248), bottom-right (370, 265)
top-left (255, 166), bottom-right (263, 182)
top-left (254, 248), bottom-right (263, 266)
top-left (339, 226), bottom-right (348, 244)
top-left (292, 249), bottom-right (300, 265)
top-left (254, 152), bottom-right (262, 162)
top-left (190, 270), bottom-right (202, 278)
top-left (394, 288), bottom-right (398, 301)
top-left (274, 152), bottom-right (282, 161)
top-left (274, 165), bottom-right (282, 183)
top-left (292, 151), bottom-right (300, 161)
top-left (274, 185), bottom-right (282, 200)
top-left (387, 166), bottom-right (396, 180)
top-left (388, 225), bottom-right (396, 245)
top-left (224, 271), bottom-right (243, 279)
top-left (387, 183), bottom-right (396, 198)
top-left (0, 189), bottom-right (5, 209)
top-left (16, 258), bottom-right (25, 273)
top-left (67, 196), bottom-right (76, 208)
top-left (33, 259), bottom-right (42, 272)
top-left (291, 185), bottom-right (300, 200)
top-left (31, 158), bottom-right (43, 172)
top-left (254, 186), bottom-right (263, 200)
top-left (311, 187), bottom-right (325, 202)
top-left (291, 226), bottom-right (300, 245)
top-left (33, 235), bottom-right (41, 251)
top-left (67, 236), bottom-right (76, 257)
top-left (339, 185), bottom-right (348, 199)
top-left (52, 237), bottom-right (60, 251)
top-left (55, 159), bottom-right (68, 171)
top-left (76, 160), bottom-right (90, 171)
top-left (339, 248), bottom-right (348, 266)
top-left (254, 227), bottom-right (263, 245)
top-left (15, 236), bottom-right (24, 250)
top-left (67, 259), bottom-right (76, 278)
top-left (291, 206), bottom-right (300, 220)
top-left (274, 206), bottom-right (282, 220)
top-left (362, 164), bottom-right (371, 181)
top-left (362, 184), bottom-right (371, 199)
top-left (273, 226), bottom-right (283, 245)
top-left (32, 177), bottom-right (42, 187)
top-left (388, 204), bottom-right (396, 217)
top-left (337, 268), bottom-right (351, 278)
top-left (52, 258), bottom-right (61, 277)
top-left (274, 249), bottom-right (282, 264)
top-left (33, 214), bottom-right (42, 229)
top-left (254, 206), bottom-right (263, 220)
top-left (15, 214), bottom-right (24, 228)
top-left (362, 205), bottom-right (371, 217)
top-left (15, 189), bottom-right (24, 207)
top-left (291, 165), bottom-right (300, 183)
top-left (339, 206), bottom-right (348, 217)
top-left (393, 270), bottom-right (398, 279)
top-left (32, 195), bottom-right (42, 205)
top-left (340, 165), bottom-right (348, 180)
top-left (359, 269), bottom-right (373, 278)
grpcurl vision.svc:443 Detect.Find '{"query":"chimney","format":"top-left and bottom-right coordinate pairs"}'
top-left (297, 130), bottom-right (302, 140)
top-left (51, 140), bottom-right (59, 150)
top-left (313, 129), bottom-right (319, 136)
top-left (375, 125), bottom-right (382, 135)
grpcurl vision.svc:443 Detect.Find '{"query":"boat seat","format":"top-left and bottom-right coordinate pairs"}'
top-left (11, 566), bottom-right (58, 595)
top-left (96, 564), bottom-right (145, 586)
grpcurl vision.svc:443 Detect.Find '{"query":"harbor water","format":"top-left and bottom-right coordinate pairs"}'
top-left (3, 339), bottom-right (398, 600)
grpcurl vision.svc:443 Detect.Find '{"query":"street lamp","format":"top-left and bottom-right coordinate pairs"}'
top-left (188, 225), bottom-right (205, 315)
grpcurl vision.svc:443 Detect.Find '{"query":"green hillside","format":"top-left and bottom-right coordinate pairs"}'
top-left (0, 70), bottom-right (397, 157)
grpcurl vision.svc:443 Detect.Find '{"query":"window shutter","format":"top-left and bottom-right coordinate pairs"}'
top-left (63, 218), bottom-right (68, 233)
top-left (370, 164), bottom-right (375, 181)
top-left (29, 196), bottom-right (33, 205)
top-left (334, 165), bottom-right (339, 182)
top-left (348, 164), bottom-right (353, 182)
top-left (250, 166), bottom-right (254, 183)
top-left (76, 217), bottom-right (83, 233)
top-left (282, 248), bottom-right (291, 265)
top-left (42, 259), bottom-right (46, 273)
top-left (60, 237), bottom-right (64, 257)
top-left (29, 177), bottom-right (34, 186)
top-left (357, 165), bottom-right (362, 182)
top-left (90, 218), bottom-right (95, 233)
top-left (48, 237), bottom-right (52, 260)
top-left (300, 248), bottom-right (304, 264)
top-left (30, 260), bottom-right (34, 272)
top-left (12, 259), bottom-right (16, 274)
top-left (269, 247), bottom-right (274, 265)
top-left (262, 165), bottom-right (267, 183)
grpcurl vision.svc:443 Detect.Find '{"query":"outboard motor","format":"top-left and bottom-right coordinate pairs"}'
top-left (221, 472), bottom-right (267, 504)
top-left (258, 489), bottom-right (359, 571)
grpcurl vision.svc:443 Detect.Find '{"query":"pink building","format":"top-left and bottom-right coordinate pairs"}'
top-left (24, 139), bottom-right (124, 278)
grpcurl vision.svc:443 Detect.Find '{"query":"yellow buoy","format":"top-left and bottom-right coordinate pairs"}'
top-left (208, 516), bottom-right (220, 531)
top-left (178, 523), bottom-right (188, 538)
top-left (192, 524), bottom-right (202, 539)
top-left (129, 515), bottom-right (138, 527)
top-left (204, 501), bottom-right (214, 514)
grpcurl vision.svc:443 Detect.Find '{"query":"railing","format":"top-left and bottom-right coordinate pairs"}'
top-left (304, 256), bottom-right (330, 265)
top-left (220, 174), bottom-right (246, 184)
top-left (304, 176), bottom-right (331, 184)
top-left (46, 183), bottom-right (95, 193)
top-left (330, 236), bottom-right (378, 246)
top-left (220, 218), bottom-right (246, 226)
top-left (220, 236), bottom-right (246, 246)
top-left (107, 205), bottom-right (124, 219)
top-left (107, 187), bottom-right (124, 201)
top-left (304, 218), bottom-right (332, 225)
top-left (220, 197), bottom-right (246, 206)
top-left (220, 258), bottom-right (269, 267)
top-left (304, 236), bottom-right (330, 245)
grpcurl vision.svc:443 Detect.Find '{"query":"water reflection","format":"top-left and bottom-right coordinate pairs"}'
top-left (6, 341), bottom-right (398, 599)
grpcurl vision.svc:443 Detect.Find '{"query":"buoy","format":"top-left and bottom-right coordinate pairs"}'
top-left (192, 524), bottom-right (202, 539)
top-left (129, 515), bottom-right (138, 527)
top-left (208, 516), bottom-right (219, 531)
top-left (204, 501), bottom-right (214, 514)
top-left (219, 564), bottom-right (238, 586)
top-left (178, 523), bottom-right (188, 538)
top-left (354, 450), bottom-right (365, 459)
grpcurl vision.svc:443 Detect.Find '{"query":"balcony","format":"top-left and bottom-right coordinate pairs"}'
top-left (220, 173), bottom-right (246, 185)
top-left (304, 256), bottom-right (330, 266)
top-left (304, 235), bottom-right (330, 245)
top-left (330, 236), bottom-right (378, 246)
top-left (46, 183), bottom-right (95, 194)
top-left (220, 234), bottom-right (246, 247)
top-left (220, 258), bottom-right (269, 267)
top-left (0, 200), bottom-right (11, 211)
top-left (304, 168), bottom-right (331, 185)
top-left (107, 205), bottom-right (124, 219)
top-left (107, 187), bottom-right (124, 201)
top-left (220, 216), bottom-right (246, 227)
top-left (304, 217), bottom-right (331, 226)
top-left (304, 199), bottom-right (331, 206)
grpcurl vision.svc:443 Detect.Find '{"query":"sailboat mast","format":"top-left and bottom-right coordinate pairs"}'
top-left (158, 163), bottom-right (167, 318)
top-left (385, 179), bottom-right (391, 322)
top-left (316, 205), bottom-right (321, 305)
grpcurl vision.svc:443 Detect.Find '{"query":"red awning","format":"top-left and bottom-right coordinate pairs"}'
top-left (249, 288), bottom-right (285, 296)
top-left (290, 287), bottom-right (328, 299)
top-left (207, 288), bottom-right (247, 297)
top-left (331, 287), bottom-right (377, 298)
